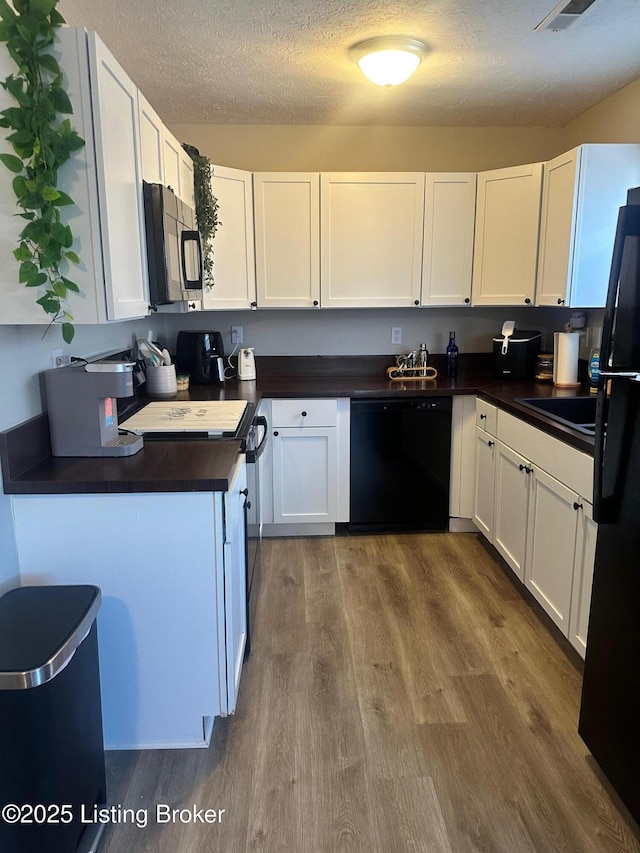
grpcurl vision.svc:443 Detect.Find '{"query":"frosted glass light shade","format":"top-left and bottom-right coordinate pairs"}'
top-left (350, 36), bottom-right (427, 87)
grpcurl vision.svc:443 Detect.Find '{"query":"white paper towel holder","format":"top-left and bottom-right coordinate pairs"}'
top-left (553, 331), bottom-right (581, 388)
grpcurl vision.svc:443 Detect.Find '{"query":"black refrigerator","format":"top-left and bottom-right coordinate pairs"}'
top-left (579, 186), bottom-right (640, 824)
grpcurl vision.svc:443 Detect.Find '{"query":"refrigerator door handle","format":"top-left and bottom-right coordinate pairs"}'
top-left (599, 371), bottom-right (640, 381)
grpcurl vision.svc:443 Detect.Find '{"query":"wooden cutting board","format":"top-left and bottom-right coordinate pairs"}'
top-left (121, 400), bottom-right (248, 434)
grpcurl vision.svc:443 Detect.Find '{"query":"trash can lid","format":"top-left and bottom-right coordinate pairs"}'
top-left (0, 585), bottom-right (101, 690)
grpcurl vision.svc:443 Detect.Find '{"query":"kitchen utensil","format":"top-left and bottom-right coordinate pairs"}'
top-left (137, 339), bottom-right (165, 367)
top-left (500, 320), bottom-right (516, 355)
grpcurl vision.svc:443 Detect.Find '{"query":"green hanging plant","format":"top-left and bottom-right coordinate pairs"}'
top-left (182, 143), bottom-right (220, 288)
top-left (0, 0), bottom-right (85, 343)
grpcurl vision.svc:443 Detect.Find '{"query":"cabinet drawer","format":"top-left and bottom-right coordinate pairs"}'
top-left (497, 410), bottom-right (593, 498)
top-left (271, 398), bottom-right (337, 428)
top-left (476, 399), bottom-right (498, 435)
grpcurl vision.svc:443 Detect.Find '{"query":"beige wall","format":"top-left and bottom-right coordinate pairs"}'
top-left (168, 124), bottom-right (563, 172)
top-left (170, 76), bottom-right (639, 173)
top-left (562, 77), bottom-right (640, 149)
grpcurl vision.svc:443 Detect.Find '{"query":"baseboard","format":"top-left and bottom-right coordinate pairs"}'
top-left (449, 517), bottom-right (478, 533)
top-left (262, 522), bottom-right (336, 537)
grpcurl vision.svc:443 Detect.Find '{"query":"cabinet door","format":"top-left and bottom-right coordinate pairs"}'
top-left (203, 165), bottom-right (257, 310)
top-left (471, 163), bottom-right (543, 306)
top-left (253, 172), bottom-right (320, 308)
top-left (179, 148), bottom-right (195, 209)
top-left (535, 148), bottom-right (579, 308)
top-left (532, 145), bottom-right (640, 309)
top-left (162, 128), bottom-right (182, 198)
top-left (493, 441), bottom-right (531, 582)
top-left (221, 457), bottom-right (248, 715)
top-left (569, 498), bottom-right (597, 658)
top-left (138, 92), bottom-right (165, 185)
top-left (422, 173), bottom-right (476, 306)
top-left (272, 427), bottom-right (337, 523)
top-left (321, 173), bottom-right (425, 308)
top-left (0, 29), bottom-right (107, 324)
top-left (87, 33), bottom-right (149, 321)
top-left (473, 427), bottom-right (496, 540)
top-left (525, 466), bottom-right (578, 632)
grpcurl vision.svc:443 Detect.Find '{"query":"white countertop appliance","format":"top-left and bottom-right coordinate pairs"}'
top-left (238, 347), bottom-right (256, 381)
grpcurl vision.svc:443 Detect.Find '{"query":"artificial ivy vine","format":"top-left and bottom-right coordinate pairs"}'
top-left (0, 0), bottom-right (85, 343)
top-left (182, 143), bottom-right (220, 288)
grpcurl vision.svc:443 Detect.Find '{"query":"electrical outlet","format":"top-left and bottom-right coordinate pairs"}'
top-left (51, 348), bottom-right (63, 368)
top-left (231, 326), bottom-right (243, 344)
top-left (391, 327), bottom-right (402, 345)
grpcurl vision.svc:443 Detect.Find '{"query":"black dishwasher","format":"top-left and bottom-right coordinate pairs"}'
top-left (349, 397), bottom-right (452, 532)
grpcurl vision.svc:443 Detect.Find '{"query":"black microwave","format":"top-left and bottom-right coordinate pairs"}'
top-left (143, 182), bottom-right (202, 305)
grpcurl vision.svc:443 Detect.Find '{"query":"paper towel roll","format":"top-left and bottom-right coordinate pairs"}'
top-left (553, 331), bottom-right (581, 387)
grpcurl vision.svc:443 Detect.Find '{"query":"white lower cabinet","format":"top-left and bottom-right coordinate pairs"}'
top-left (10, 456), bottom-right (248, 750)
top-left (568, 498), bottom-right (597, 656)
top-left (494, 441), bottom-right (531, 583)
top-left (473, 426), bottom-right (496, 539)
top-left (272, 426), bottom-right (337, 523)
top-left (473, 401), bottom-right (596, 658)
top-left (525, 466), bottom-right (579, 633)
top-left (263, 398), bottom-right (349, 533)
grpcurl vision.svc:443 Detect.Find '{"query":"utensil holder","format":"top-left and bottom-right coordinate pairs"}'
top-left (145, 364), bottom-right (177, 398)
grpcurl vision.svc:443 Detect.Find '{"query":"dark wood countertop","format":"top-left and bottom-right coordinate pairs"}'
top-left (1, 354), bottom-right (594, 495)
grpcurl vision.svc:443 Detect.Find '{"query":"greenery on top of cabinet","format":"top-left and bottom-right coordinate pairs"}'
top-left (0, 0), bottom-right (85, 343)
top-left (183, 143), bottom-right (220, 288)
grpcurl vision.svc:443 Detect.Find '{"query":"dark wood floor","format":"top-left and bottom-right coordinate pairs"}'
top-left (100, 533), bottom-right (640, 852)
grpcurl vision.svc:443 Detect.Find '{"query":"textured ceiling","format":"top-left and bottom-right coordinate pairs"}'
top-left (58, 0), bottom-right (640, 127)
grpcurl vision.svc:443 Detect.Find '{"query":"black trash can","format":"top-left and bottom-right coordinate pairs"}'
top-left (0, 585), bottom-right (107, 853)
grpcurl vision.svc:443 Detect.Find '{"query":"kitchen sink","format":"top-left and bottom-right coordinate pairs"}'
top-left (516, 396), bottom-right (598, 436)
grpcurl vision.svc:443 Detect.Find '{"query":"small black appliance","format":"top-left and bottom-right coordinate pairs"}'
top-left (493, 328), bottom-right (541, 380)
top-left (175, 330), bottom-right (225, 383)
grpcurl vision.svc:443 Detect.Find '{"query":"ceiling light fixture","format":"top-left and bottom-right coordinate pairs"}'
top-left (349, 36), bottom-right (428, 87)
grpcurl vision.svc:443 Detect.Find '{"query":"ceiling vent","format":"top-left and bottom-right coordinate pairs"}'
top-left (535, 0), bottom-right (599, 31)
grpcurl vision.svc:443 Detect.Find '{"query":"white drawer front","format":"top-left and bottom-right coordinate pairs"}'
top-left (497, 410), bottom-right (593, 499)
top-left (476, 398), bottom-right (498, 436)
top-left (271, 398), bottom-right (338, 428)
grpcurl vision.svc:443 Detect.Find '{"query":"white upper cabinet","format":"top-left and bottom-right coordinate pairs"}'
top-left (203, 165), bottom-right (257, 310)
top-left (138, 93), bottom-right (194, 208)
top-left (321, 172), bottom-right (425, 308)
top-left (253, 172), bottom-right (320, 308)
top-left (421, 173), bottom-right (476, 306)
top-left (0, 28), bottom-right (149, 324)
top-left (87, 33), bottom-right (149, 321)
top-left (162, 128), bottom-right (195, 208)
top-left (138, 92), bottom-right (165, 185)
top-left (536, 144), bottom-right (640, 308)
top-left (471, 163), bottom-right (543, 306)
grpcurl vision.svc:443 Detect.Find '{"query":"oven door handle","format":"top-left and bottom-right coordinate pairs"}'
top-left (251, 416), bottom-right (269, 460)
